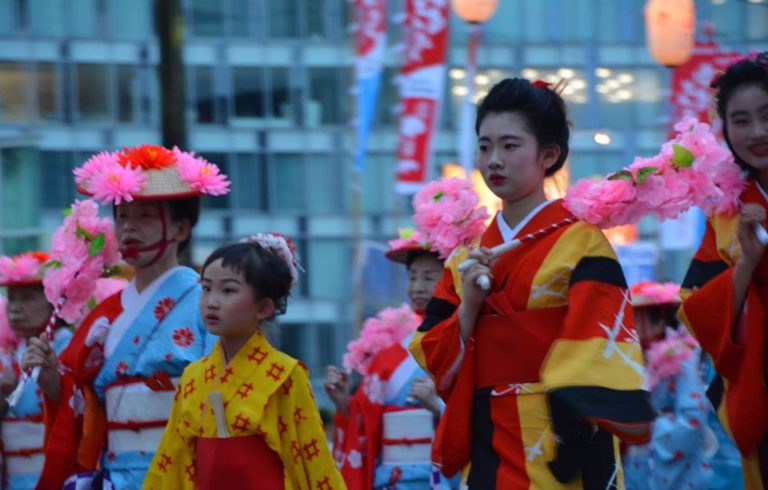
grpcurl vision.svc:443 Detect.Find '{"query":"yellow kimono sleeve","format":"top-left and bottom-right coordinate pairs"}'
top-left (142, 383), bottom-right (196, 490)
top-left (265, 365), bottom-right (347, 490)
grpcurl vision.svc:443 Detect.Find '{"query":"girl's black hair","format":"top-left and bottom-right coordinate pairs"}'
top-left (405, 250), bottom-right (442, 270)
top-left (165, 197), bottom-right (200, 255)
top-left (714, 52), bottom-right (768, 173)
top-left (201, 241), bottom-right (293, 318)
top-left (475, 78), bottom-right (570, 177)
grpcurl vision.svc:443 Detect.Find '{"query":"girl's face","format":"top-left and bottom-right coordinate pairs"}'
top-left (725, 83), bottom-right (768, 171)
top-left (476, 111), bottom-right (560, 202)
top-left (7, 285), bottom-right (52, 338)
top-left (114, 201), bottom-right (184, 267)
top-left (200, 258), bottom-right (273, 338)
top-left (407, 254), bottom-right (443, 313)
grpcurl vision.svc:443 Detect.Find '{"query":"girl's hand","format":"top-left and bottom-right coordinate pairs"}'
top-left (461, 247), bottom-right (494, 313)
top-left (408, 376), bottom-right (441, 415)
top-left (21, 333), bottom-right (61, 401)
top-left (324, 365), bottom-right (351, 415)
top-left (737, 203), bottom-right (767, 270)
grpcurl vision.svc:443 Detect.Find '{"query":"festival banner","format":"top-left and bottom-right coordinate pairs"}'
top-left (353, 0), bottom-right (387, 174)
top-left (395, 0), bottom-right (449, 194)
top-left (670, 42), bottom-right (741, 137)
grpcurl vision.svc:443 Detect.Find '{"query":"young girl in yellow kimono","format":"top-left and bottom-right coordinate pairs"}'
top-left (144, 234), bottom-right (344, 490)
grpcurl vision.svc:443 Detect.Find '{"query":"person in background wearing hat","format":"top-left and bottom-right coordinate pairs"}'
top-left (623, 281), bottom-right (742, 490)
top-left (21, 145), bottom-right (230, 490)
top-left (325, 229), bottom-right (459, 489)
top-left (0, 252), bottom-right (73, 490)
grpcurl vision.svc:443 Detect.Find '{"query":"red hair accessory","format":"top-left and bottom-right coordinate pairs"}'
top-left (532, 80), bottom-right (551, 89)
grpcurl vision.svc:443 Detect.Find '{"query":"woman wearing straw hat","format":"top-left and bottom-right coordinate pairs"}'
top-left (21, 145), bottom-right (230, 490)
top-left (0, 252), bottom-right (73, 490)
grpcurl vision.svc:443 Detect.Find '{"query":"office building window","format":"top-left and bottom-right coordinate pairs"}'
top-left (307, 68), bottom-right (346, 126)
top-left (361, 154), bottom-right (397, 214)
top-left (306, 154), bottom-right (343, 213)
top-left (190, 0), bottom-right (224, 36)
top-left (595, 68), bottom-right (662, 129)
top-left (75, 64), bottom-right (111, 123)
top-left (0, 0), bottom-right (17, 34)
top-left (40, 151), bottom-right (76, 210)
top-left (308, 239), bottom-right (350, 301)
top-left (0, 62), bottom-right (31, 122)
top-left (268, 67), bottom-right (296, 127)
top-left (116, 65), bottom-right (140, 123)
top-left (28, 0), bottom-right (65, 36)
top-left (36, 63), bottom-right (60, 122)
top-left (270, 153), bottom-right (305, 211)
top-left (228, 0), bottom-right (254, 37)
top-left (191, 65), bottom-right (216, 124)
top-left (305, 0), bottom-right (325, 39)
top-left (375, 67), bottom-right (398, 126)
top-left (68, 0), bottom-right (98, 37)
top-left (233, 152), bottom-right (268, 211)
top-left (107, 0), bottom-right (151, 39)
top-left (233, 66), bottom-right (266, 124)
top-left (268, 0), bottom-right (299, 38)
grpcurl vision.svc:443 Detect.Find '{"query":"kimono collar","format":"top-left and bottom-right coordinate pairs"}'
top-left (496, 200), bottom-right (554, 243)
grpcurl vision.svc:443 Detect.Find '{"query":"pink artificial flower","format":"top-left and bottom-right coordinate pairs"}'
top-left (630, 281), bottom-right (681, 306)
top-left (412, 178), bottom-right (490, 258)
top-left (388, 228), bottom-right (428, 252)
top-left (74, 151), bottom-right (119, 187)
top-left (88, 164), bottom-right (147, 205)
top-left (174, 147), bottom-right (231, 196)
top-left (342, 304), bottom-right (421, 375)
top-left (646, 328), bottom-right (699, 389)
top-left (0, 253), bottom-right (47, 285)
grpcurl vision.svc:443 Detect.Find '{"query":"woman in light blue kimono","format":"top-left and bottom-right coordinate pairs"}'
top-left (0, 251), bottom-right (73, 490)
top-left (21, 145), bottom-right (230, 490)
top-left (623, 282), bottom-right (730, 490)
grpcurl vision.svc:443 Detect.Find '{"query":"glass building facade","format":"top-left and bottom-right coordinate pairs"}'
top-left (0, 0), bottom-right (766, 396)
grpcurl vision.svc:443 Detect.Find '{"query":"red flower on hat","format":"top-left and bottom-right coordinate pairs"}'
top-left (118, 145), bottom-right (177, 170)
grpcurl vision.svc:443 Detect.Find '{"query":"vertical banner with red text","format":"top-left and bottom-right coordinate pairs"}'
top-left (395, 0), bottom-right (449, 194)
top-left (353, 0), bottom-right (387, 174)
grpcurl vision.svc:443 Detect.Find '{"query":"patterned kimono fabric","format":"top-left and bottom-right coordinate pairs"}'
top-left (1, 328), bottom-right (72, 490)
top-left (410, 200), bottom-right (653, 489)
top-left (143, 329), bottom-right (344, 490)
top-left (36, 267), bottom-right (212, 490)
top-left (623, 346), bottom-right (713, 489)
top-left (680, 178), bottom-right (768, 489)
top-left (333, 334), bottom-right (459, 490)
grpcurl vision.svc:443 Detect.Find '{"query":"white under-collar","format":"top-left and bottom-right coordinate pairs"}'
top-left (496, 200), bottom-right (554, 243)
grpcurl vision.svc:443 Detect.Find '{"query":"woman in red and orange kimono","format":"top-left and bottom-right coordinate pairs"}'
top-left (678, 51), bottom-right (768, 488)
top-left (409, 78), bottom-right (654, 489)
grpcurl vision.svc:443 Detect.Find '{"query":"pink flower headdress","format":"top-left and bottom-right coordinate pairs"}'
top-left (630, 281), bottom-right (681, 308)
top-left (565, 117), bottom-right (744, 228)
top-left (240, 233), bottom-right (304, 286)
top-left (75, 144), bottom-right (230, 205)
top-left (411, 177), bottom-right (490, 259)
top-left (0, 252), bottom-right (50, 287)
top-left (342, 303), bottom-right (421, 375)
top-left (646, 327), bottom-right (700, 389)
top-left (386, 228), bottom-right (431, 264)
top-left (44, 199), bottom-right (122, 324)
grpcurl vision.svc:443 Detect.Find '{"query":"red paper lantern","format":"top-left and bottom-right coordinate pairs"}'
top-left (645, 0), bottom-right (696, 67)
top-left (451, 0), bottom-right (498, 24)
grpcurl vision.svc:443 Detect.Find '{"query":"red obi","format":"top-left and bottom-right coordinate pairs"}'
top-left (196, 434), bottom-right (284, 489)
top-left (474, 305), bottom-right (567, 388)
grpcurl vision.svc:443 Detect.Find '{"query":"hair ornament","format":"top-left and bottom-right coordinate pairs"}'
top-left (240, 233), bottom-right (304, 285)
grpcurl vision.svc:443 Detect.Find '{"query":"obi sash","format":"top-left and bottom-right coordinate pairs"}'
top-left (196, 434), bottom-right (284, 489)
top-left (474, 305), bottom-right (567, 388)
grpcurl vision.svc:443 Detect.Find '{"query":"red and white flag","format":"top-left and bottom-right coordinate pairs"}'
top-left (395, 0), bottom-right (449, 194)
